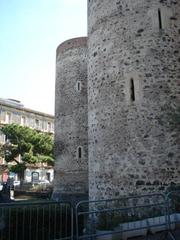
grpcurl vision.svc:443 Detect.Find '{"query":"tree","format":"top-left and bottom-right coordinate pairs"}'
top-left (0, 124), bottom-right (54, 178)
top-left (0, 143), bottom-right (4, 159)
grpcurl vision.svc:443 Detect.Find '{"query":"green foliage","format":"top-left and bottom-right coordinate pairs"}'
top-left (0, 124), bottom-right (54, 170)
top-left (9, 163), bottom-right (26, 174)
top-left (0, 143), bottom-right (4, 158)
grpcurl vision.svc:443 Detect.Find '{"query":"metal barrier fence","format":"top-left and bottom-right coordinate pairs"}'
top-left (167, 190), bottom-right (180, 225)
top-left (0, 191), bottom-right (179, 240)
top-left (0, 200), bottom-right (73, 240)
top-left (166, 190), bottom-right (180, 240)
top-left (75, 193), bottom-right (170, 239)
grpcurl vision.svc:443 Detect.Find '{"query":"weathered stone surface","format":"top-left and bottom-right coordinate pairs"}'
top-left (54, 1), bottom-right (180, 202)
top-left (88, 0), bottom-right (180, 200)
top-left (54, 37), bottom-right (88, 201)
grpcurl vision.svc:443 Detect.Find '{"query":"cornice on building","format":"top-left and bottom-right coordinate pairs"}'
top-left (0, 99), bottom-right (54, 119)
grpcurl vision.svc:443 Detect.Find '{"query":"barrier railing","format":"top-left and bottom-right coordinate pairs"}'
top-left (0, 191), bottom-right (179, 240)
top-left (75, 193), bottom-right (169, 239)
top-left (166, 190), bottom-right (180, 240)
top-left (0, 200), bottom-right (73, 240)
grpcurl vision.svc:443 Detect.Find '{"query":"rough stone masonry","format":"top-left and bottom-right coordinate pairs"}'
top-left (54, 0), bottom-right (180, 201)
top-left (53, 38), bottom-right (88, 201)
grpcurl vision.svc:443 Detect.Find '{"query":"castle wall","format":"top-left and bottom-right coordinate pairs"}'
top-left (54, 37), bottom-right (88, 201)
top-left (88, 0), bottom-right (180, 200)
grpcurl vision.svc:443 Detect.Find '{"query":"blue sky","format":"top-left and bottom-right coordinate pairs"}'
top-left (0, 0), bottom-right (87, 115)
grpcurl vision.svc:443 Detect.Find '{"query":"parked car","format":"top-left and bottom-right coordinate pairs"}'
top-left (13, 180), bottom-right (20, 186)
top-left (37, 180), bottom-right (50, 185)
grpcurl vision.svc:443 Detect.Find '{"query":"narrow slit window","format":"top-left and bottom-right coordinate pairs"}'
top-left (130, 78), bottom-right (135, 102)
top-left (47, 122), bottom-right (51, 132)
top-left (158, 8), bottom-right (162, 29)
top-left (35, 119), bottom-right (39, 128)
top-left (78, 82), bottom-right (81, 91)
top-left (78, 146), bottom-right (82, 159)
top-left (76, 81), bottom-right (82, 92)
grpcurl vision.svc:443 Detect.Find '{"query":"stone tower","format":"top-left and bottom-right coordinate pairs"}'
top-left (88, 0), bottom-right (180, 200)
top-left (53, 37), bottom-right (88, 201)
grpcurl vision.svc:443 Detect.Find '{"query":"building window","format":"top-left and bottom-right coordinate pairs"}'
top-left (5, 113), bottom-right (11, 124)
top-left (130, 78), bottom-right (135, 102)
top-left (125, 72), bottom-right (142, 104)
top-left (35, 119), bottom-right (39, 129)
top-left (46, 172), bottom-right (50, 181)
top-left (47, 122), bottom-right (51, 132)
top-left (76, 81), bottom-right (82, 92)
top-left (21, 116), bottom-right (26, 126)
top-left (31, 172), bottom-right (39, 183)
top-left (51, 123), bottom-right (54, 132)
top-left (158, 8), bottom-right (162, 29)
top-left (77, 146), bottom-right (83, 159)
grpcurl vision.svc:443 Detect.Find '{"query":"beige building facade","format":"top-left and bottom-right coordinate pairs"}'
top-left (0, 98), bottom-right (54, 183)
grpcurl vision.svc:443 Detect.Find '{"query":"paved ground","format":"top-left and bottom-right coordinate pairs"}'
top-left (14, 194), bottom-right (47, 201)
top-left (129, 229), bottom-right (180, 240)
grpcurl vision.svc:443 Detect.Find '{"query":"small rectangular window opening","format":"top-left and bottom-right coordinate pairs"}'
top-left (130, 78), bottom-right (135, 102)
top-left (158, 8), bottom-right (162, 29)
top-left (35, 119), bottom-right (39, 127)
top-left (78, 147), bottom-right (82, 159)
top-left (77, 82), bottom-right (81, 91)
top-left (47, 122), bottom-right (51, 132)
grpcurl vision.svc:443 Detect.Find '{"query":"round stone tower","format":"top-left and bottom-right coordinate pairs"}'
top-left (53, 37), bottom-right (88, 202)
top-left (88, 0), bottom-right (180, 200)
